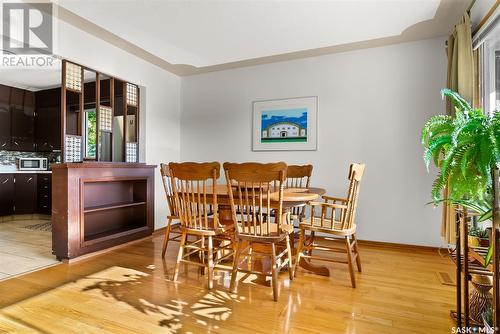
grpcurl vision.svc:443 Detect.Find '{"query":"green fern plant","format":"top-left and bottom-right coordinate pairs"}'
top-left (422, 89), bottom-right (500, 267)
top-left (422, 89), bottom-right (500, 202)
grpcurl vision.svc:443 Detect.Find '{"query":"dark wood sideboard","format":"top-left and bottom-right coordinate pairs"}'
top-left (52, 162), bottom-right (156, 260)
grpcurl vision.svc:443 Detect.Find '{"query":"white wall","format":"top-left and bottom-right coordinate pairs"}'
top-left (180, 37), bottom-right (446, 247)
top-left (57, 19), bottom-right (181, 229)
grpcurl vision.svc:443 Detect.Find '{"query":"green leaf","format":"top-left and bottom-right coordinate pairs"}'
top-left (478, 210), bottom-right (492, 222)
top-left (484, 245), bottom-right (493, 267)
top-left (441, 88), bottom-right (472, 113)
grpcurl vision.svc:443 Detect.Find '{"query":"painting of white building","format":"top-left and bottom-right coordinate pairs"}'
top-left (260, 108), bottom-right (308, 143)
top-left (253, 96), bottom-right (317, 151)
top-left (262, 122), bottom-right (306, 139)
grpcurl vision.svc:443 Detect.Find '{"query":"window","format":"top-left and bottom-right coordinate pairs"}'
top-left (477, 15), bottom-right (500, 114)
top-left (84, 108), bottom-right (96, 159)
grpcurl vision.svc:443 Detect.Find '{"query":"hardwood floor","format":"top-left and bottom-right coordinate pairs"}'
top-left (0, 233), bottom-right (456, 333)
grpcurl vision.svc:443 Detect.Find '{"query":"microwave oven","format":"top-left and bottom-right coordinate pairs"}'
top-left (18, 158), bottom-right (48, 171)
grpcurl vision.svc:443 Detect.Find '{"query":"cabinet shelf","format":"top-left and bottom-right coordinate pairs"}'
top-left (83, 225), bottom-right (148, 245)
top-left (83, 201), bottom-right (146, 213)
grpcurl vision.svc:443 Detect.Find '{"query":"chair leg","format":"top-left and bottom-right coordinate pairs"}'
top-left (230, 241), bottom-right (242, 293)
top-left (207, 236), bottom-right (214, 290)
top-left (161, 218), bottom-right (173, 258)
top-left (173, 231), bottom-right (187, 281)
top-left (307, 231), bottom-right (315, 256)
top-left (247, 241), bottom-right (253, 272)
top-left (285, 235), bottom-right (293, 281)
top-left (271, 242), bottom-right (279, 302)
top-left (352, 234), bottom-right (362, 273)
top-left (290, 229), bottom-right (295, 248)
top-left (345, 236), bottom-right (356, 288)
top-left (294, 228), bottom-right (305, 277)
top-left (200, 236), bottom-right (206, 276)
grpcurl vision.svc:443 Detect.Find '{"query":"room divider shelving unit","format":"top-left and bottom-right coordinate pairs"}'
top-left (61, 59), bottom-right (140, 163)
top-left (451, 168), bottom-right (500, 332)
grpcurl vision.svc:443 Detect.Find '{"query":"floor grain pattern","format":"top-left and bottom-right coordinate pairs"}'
top-left (0, 234), bottom-right (455, 333)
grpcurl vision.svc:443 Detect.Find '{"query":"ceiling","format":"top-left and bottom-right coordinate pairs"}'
top-left (55, 0), bottom-right (472, 75)
top-left (0, 62), bottom-right (62, 91)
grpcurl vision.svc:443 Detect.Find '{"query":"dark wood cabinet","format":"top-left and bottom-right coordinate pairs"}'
top-left (0, 104), bottom-right (10, 151)
top-left (52, 163), bottom-right (154, 260)
top-left (0, 173), bottom-right (52, 216)
top-left (0, 85), bottom-right (11, 151)
top-left (11, 88), bottom-right (35, 151)
top-left (0, 84), bottom-right (61, 153)
top-left (35, 88), bottom-right (61, 152)
top-left (13, 174), bottom-right (37, 214)
top-left (37, 174), bottom-right (52, 214)
top-left (0, 174), bottom-right (14, 216)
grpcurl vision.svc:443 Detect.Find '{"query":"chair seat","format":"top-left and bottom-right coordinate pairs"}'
top-left (299, 217), bottom-right (356, 236)
top-left (236, 223), bottom-right (293, 242)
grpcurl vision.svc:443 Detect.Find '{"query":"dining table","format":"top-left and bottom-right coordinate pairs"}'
top-left (203, 183), bottom-right (331, 276)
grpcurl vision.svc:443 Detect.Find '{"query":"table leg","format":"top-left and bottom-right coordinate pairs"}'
top-left (294, 228), bottom-right (331, 276)
top-left (299, 258), bottom-right (330, 276)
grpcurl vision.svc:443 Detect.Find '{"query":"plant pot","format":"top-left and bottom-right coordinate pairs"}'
top-left (479, 238), bottom-right (490, 247)
top-left (469, 235), bottom-right (480, 247)
top-left (483, 315), bottom-right (494, 334)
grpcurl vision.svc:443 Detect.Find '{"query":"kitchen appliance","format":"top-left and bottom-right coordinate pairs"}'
top-left (18, 158), bottom-right (48, 171)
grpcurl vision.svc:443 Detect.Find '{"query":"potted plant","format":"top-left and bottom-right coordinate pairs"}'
top-left (422, 89), bottom-right (500, 265)
top-left (421, 89), bottom-right (500, 204)
top-left (468, 226), bottom-right (490, 247)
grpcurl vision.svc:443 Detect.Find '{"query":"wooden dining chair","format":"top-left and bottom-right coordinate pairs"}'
top-left (160, 163), bottom-right (182, 258)
top-left (294, 163), bottom-right (365, 288)
top-left (169, 162), bottom-right (235, 289)
top-left (224, 162), bottom-right (293, 301)
top-left (286, 164), bottom-right (313, 223)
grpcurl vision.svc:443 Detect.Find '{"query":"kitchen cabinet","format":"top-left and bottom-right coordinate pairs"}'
top-left (0, 85), bottom-right (11, 151)
top-left (11, 88), bottom-right (35, 151)
top-left (0, 105), bottom-right (10, 151)
top-left (0, 84), bottom-right (61, 153)
top-left (35, 88), bottom-right (61, 152)
top-left (0, 173), bottom-right (52, 216)
top-left (37, 174), bottom-right (51, 215)
top-left (13, 174), bottom-right (37, 214)
top-left (0, 174), bottom-right (14, 216)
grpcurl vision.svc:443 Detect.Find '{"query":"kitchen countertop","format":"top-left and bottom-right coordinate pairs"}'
top-left (0, 170), bottom-right (52, 174)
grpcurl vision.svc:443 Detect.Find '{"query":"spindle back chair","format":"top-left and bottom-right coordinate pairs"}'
top-left (169, 162), bottom-right (234, 289)
top-left (286, 164), bottom-right (313, 223)
top-left (294, 163), bottom-right (365, 288)
top-left (160, 163), bottom-right (181, 258)
top-left (224, 162), bottom-right (294, 301)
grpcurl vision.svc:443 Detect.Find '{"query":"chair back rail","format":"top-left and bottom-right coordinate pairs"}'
top-left (286, 164), bottom-right (313, 188)
top-left (345, 163), bottom-right (365, 229)
top-left (224, 162), bottom-right (287, 237)
top-left (310, 163), bottom-right (365, 230)
top-left (160, 163), bottom-right (178, 217)
top-left (169, 162), bottom-right (220, 231)
top-left (286, 164), bottom-right (313, 217)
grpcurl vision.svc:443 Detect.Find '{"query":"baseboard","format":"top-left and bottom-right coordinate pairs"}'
top-left (357, 239), bottom-right (440, 251)
top-left (62, 233), bottom-right (155, 264)
top-left (153, 226), bottom-right (167, 235)
top-left (0, 214), bottom-right (51, 223)
top-left (152, 226), bottom-right (439, 251)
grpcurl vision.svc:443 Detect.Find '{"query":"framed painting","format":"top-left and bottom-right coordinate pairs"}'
top-left (252, 96), bottom-right (317, 151)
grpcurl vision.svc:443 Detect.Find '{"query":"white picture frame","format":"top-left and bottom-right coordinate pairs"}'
top-left (252, 96), bottom-right (318, 151)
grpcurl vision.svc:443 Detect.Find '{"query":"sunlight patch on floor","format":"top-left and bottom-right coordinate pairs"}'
top-left (0, 266), bottom-right (243, 334)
